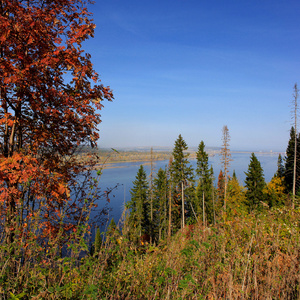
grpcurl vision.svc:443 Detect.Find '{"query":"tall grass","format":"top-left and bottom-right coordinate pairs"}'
top-left (1, 207), bottom-right (300, 299)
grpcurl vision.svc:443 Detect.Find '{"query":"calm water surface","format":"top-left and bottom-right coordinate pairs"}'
top-left (94, 152), bottom-right (282, 225)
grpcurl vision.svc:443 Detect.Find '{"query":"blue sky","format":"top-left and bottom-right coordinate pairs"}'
top-left (84, 0), bottom-right (300, 151)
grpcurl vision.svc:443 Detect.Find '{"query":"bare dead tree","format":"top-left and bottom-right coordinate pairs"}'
top-left (292, 84), bottom-right (298, 209)
top-left (220, 125), bottom-right (232, 215)
top-left (149, 147), bottom-right (154, 242)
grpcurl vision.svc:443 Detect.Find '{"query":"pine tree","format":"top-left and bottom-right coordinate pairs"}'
top-left (94, 227), bottom-right (102, 256)
top-left (284, 127), bottom-right (300, 195)
top-left (107, 218), bottom-right (118, 236)
top-left (153, 168), bottom-right (168, 241)
top-left (232, 170), bottom-right (237, 180)
top-left (106, 218), bottom-right (120, 247)
top-left (244, 153), bottom-right (266, 212)
top-left (195, 141), bottom-right (213, 225)
top-left (167, 157), bottom-right (173, 238)
top-left (126, 165), bottom-right (149, 242)
top-left (170, 135), bottom-right (194, 230)
top-left (90, 226), bottom-right (102, 257)
top-left (275, 154), bottom-right (285, 178)
top-left (217, 170), bottom-right (225, 203)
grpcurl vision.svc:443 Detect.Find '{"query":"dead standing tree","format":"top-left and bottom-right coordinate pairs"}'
top-left (220, 125), bottom-right (232, 216)
top-left (292, 84), bottom-right (298, 209)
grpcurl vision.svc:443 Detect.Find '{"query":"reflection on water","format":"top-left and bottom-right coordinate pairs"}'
top-left (94, 152), bottom-right (281, 225)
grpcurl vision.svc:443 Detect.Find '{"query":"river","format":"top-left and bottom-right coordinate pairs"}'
top-left (93, 152), bottom-right (283, 226)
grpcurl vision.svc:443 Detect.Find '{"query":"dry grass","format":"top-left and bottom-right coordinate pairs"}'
top-left (1, 207), bottom-right (300, 299)
top-left (96, 208), bottom-right (300, 299)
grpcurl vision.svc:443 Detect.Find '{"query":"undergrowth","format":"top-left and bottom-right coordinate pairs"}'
top-left (1, 207), bottom-right (300, 299)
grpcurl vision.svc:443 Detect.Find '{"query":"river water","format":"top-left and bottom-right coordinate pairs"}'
top-left (93, 152), bottom-right (282, 226)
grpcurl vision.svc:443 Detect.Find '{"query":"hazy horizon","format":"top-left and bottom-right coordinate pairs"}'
top-left (97, 144), bottom-right (286, 153)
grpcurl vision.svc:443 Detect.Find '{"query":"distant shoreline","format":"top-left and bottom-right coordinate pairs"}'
top-left (89, 150), bottom-right (284, 170)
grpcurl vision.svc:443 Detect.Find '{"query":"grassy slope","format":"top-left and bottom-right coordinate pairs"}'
top-left (95, 208), bottom-right (299, 299)
top-left (2, 208), bottom-right (300, 299)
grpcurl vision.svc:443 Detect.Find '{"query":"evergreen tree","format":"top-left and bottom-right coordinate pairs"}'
top-left (94, 227), bottom-right (102, 254)
top-left (284, 127), bottom-right (300, 194)
top-left (244, 153), bottom-right (266, 212)
top-left (90, 226), bottom-right (102, 257)
top-left (217, 170), bottom-right (225, 203)
top-left (195, 141), bottom-right (213, 225)
top-left (232, 170), bottom-right (237, 180)
top-left (126, 165), bottom-right (149, 242)
top-left (170, 134), bottom-right (194, 230)
top-left (167, 157), bottom-right (173, 238)
top-left (106, 218), bottom-right (120, 246)
top-left (153, 168), bottom-right (168, 241)
top-left (107, 218), bottom-right (119, 236)
top-left (276, 154), bottom-right (285, 178)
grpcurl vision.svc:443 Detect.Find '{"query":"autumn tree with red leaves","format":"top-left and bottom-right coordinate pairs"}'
top-left (0, 0), bottom-right (113, 249)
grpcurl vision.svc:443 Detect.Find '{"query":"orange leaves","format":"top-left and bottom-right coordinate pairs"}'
top-left (0, 0), bottom-right (113, 251)
top-left (0, 26), bottom-right (10, 43)
top-left (0, 152), bottom-right (70, 210)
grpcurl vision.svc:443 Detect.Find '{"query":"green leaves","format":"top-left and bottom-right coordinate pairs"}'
top-left (8, 292), bottom-right (26, 300)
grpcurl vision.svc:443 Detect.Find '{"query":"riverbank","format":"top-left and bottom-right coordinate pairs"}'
top-left (77, 149), bottom-right (283, 170)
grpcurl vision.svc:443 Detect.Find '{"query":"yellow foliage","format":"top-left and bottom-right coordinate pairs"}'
top-left (226, 178), bottom-right (247, 215)
top-left (264, 176), bottom-right (285, 196)
top-left (264, 176), bottom-right (286, 207)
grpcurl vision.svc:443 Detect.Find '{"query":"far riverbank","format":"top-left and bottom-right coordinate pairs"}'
top-left (80, 149), bottom-right (284, 170)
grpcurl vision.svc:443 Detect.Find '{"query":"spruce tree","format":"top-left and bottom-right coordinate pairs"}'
top-left (106, 218), bottom-right (120, 246)
top-left (284, 127), bottom-right (300, 194)
top-left (90, 226), bottom-right (102, 257)
top-left (232, 170), bottom-right (237, 180)
top-left (107, 218), bottom-right (118, 236)
top-left (275, 154), bottom-right (285, 178)
top-left (95, 227), bottom-right (102, 253)
top-left (167, 158), bottom-right (173, 238)
top-left (217, 170), bottom-right (225, 203)
top-left (153, 168), bottom-right (168, 241)
top-left (170, 134), bottom-right (194, 230)
top-left (244, 153), bottom-right (266, 212)
top-left (195, 141), bottom-right (213, 225)
top-left (126, 165), bottom-right (149, 242)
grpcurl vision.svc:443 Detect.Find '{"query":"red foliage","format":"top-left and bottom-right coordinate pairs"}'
top-left (0, 0), bottom-right (113, 247)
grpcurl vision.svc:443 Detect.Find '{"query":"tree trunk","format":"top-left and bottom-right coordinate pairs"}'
top-left (168, 185), bottom-right (172, 238)
top-left (293, 84), bottom-right (298, 209)
top-left (202, 190), bottom-right (205, 227)
top-left (181, 181), bottom-right (185, 229)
